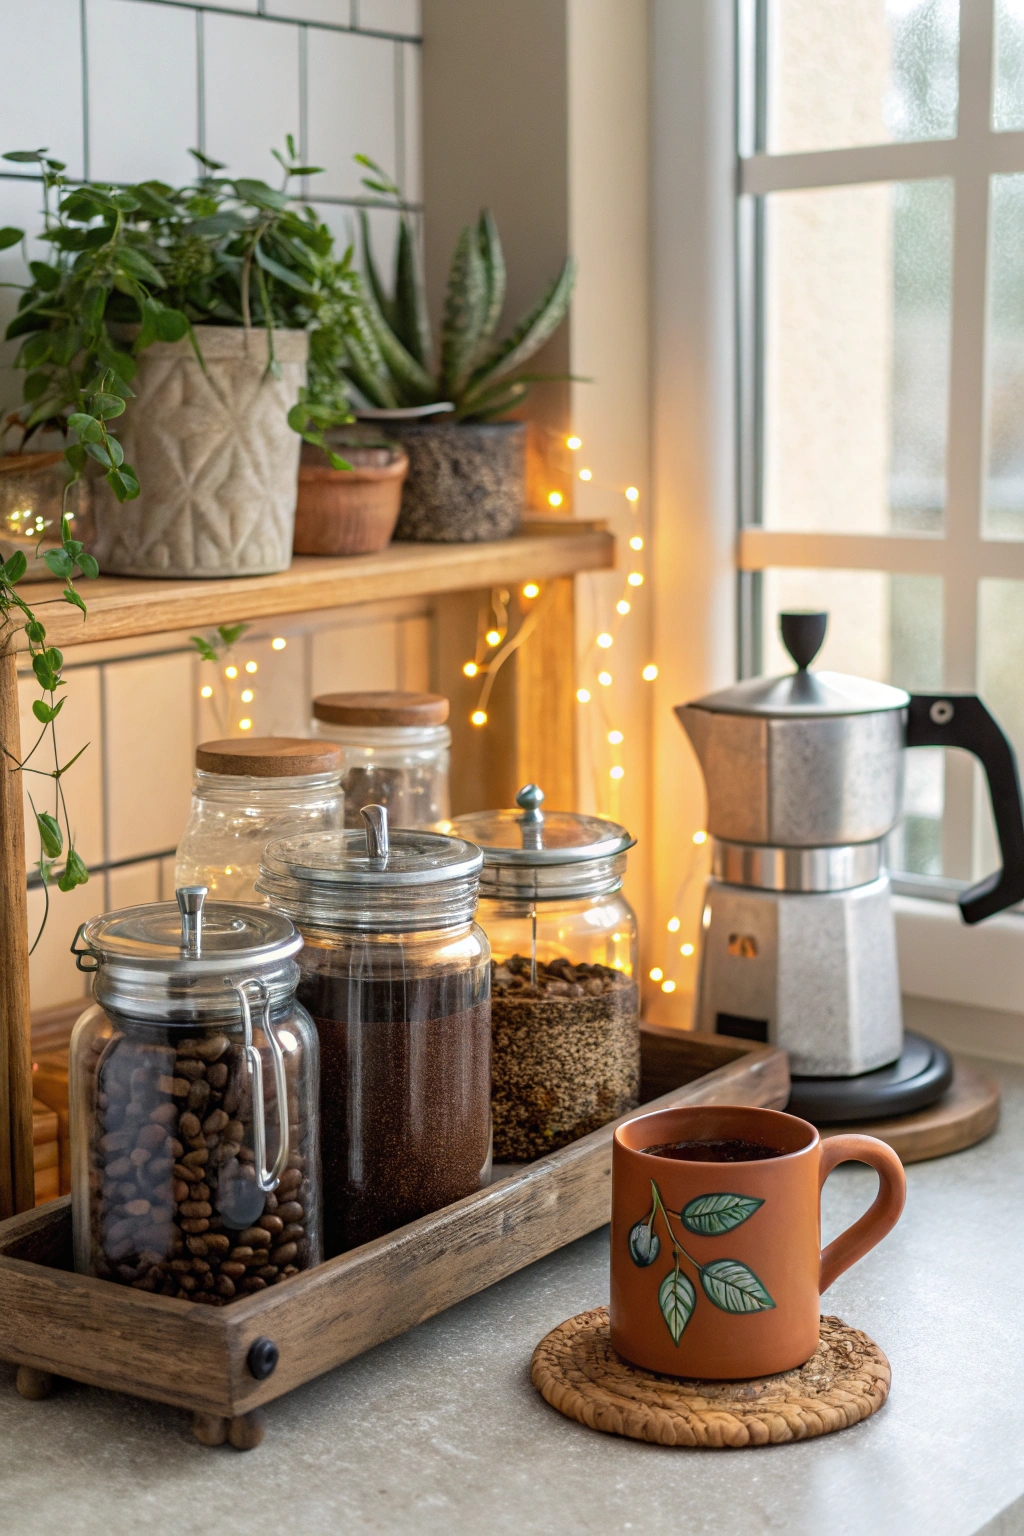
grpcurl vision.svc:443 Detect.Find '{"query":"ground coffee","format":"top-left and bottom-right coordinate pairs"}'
top-left (643, 1136), bottom-right (785, 1162)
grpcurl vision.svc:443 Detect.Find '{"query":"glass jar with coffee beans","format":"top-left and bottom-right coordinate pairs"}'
top-left (451, 785), bottom-right (640, 1162)
top-left (69, 888), bottom-right (321, 1303)
top-left (257, 806), bottom-right (490, 1257)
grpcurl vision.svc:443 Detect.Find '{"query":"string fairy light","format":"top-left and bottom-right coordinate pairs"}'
top-left (271, 637), bottom-right (287, 651)
top-left (579, 468), bottom-right (593, 481)
top-left (200, 685), bottom-right (213, 699)
top-left (548, 491), bottom-right (563, 508)
top-left (522, 583), bottom-right (540, 599)
top-left (566, 435), bottom-right (582, 450)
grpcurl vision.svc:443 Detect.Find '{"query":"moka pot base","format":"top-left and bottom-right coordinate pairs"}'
top-left (817, 1055), bottom-right (999, 1165)
top-left (786, 1032), bottom-right (953, 1123)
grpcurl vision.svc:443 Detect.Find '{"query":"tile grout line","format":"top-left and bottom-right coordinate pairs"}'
top-left (79, 0), bottom-right (91, 181)
top-left (299, 23), bottom-right (309, 202)
top-left (196, 9), bottom-right (206, 156)
top-left (394, 38), bottom-right (406, 194)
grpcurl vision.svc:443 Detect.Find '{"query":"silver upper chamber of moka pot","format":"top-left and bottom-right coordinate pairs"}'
top-left (676, 611), bottom-right (1024, 1120)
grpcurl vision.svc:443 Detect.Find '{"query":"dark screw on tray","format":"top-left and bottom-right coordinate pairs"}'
top-left (247, 1337), bottom-right (279, 1380)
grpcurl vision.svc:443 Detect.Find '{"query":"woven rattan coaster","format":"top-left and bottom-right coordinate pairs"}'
top-left (530, 1309), bottom-right (890, 1448)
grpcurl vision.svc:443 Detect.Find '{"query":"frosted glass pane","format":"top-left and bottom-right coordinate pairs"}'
top-left (763, 180), bottom-right (952, 535)
top-left (767, 0), bottom-right (958, 154)
top-left (984, 176), bottom-right (1024, 539)
top-left (995, 0), bottom-right (1024, 131)
top-left (758, 569), bottom-right (944, 875)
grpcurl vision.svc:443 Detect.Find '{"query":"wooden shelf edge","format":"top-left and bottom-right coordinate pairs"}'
top-left (19, 522), bottom-right (616, 649)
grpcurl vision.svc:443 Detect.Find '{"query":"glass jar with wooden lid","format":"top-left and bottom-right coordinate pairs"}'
top-left (175, 737), bottom-right (345, 903)
top-left (310, 691), bottom-right (450, 830)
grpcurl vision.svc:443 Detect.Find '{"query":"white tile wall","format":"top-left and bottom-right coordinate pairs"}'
top-left (274, 0), bottom-right (351, 22)
top-left (307, 29), bottom-right (396, 199)
top-left (26, 879), bottom-right (96, 1012)
top-left (203, 14), bottom-right (301, 182)
top-left (357, 0), bottom-right (421, 39)
top-left (311, 617), bottom-right (400, 695)
top-left (18, 665), bottom-right (105, 871)
top-left (87, 0), bottom-right (198, 186)
top-left (103, 651), bottom-right (195, 862)
top-left (0, 0), bottom-right (85, 179)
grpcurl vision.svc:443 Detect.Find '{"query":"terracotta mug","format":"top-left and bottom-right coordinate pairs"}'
top-left (610, 1103), bottom-right (906, 1379)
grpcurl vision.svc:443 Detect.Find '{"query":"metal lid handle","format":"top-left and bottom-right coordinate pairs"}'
top-left (232, 978), bottom-right (289, 1193)
top-left (361, 804), bottom-right (390, 862)
top-left (177, 886), bottom-right (208, 957)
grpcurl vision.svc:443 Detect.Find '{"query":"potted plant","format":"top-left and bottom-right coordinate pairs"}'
top-left (292, 423), bottom-right (407, 556)
top-left (340, 157), bottom-right (576, 543)
top-left (3, 141), bottom-right (358, 579)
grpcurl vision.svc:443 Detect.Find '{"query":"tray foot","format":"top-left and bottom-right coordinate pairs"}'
top-left (228, 1410), bottom-right (265, 1450)
top-left (192, 1412), bottom-right (228, 1447)
top-left (16, 1367), bottom-right (54, 1401)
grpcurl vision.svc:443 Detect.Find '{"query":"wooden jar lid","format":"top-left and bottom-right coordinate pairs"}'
top-left (195, 737), bottom-right (343, 776)
top-left (312, 691), bottom-right (450, 727)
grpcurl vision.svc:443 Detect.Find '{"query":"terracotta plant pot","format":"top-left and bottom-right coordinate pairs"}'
top-left (293, 439), bottom-right (408, 556)
top-left (91, 326), bottom-right (307, 578)
top-left (383, 419), bottom-right (526, 543)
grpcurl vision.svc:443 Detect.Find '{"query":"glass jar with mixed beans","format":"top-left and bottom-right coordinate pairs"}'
top-left (69, 888), bottom-right (321, 1303)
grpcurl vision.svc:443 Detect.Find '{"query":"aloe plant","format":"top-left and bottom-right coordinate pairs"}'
top-left (344, 157), bottom-right (576, 421)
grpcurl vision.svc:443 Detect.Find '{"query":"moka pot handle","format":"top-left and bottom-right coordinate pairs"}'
top-left (907, 693), bottom-right (1024, 923)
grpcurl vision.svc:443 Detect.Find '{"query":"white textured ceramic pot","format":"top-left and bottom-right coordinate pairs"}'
top-left (91, 326), bottom-right (308, 578)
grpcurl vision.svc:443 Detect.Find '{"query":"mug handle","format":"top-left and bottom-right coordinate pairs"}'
top-left (818, 1135), bottom-right (907, 1293)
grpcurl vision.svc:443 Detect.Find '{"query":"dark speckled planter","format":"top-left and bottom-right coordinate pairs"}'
top-left (387, 419), bottom-right (526, 543)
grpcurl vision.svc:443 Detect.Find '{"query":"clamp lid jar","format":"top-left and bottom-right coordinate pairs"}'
top-left (69, 886), bottom-right (322, 1301)
top-left (451, 786), bottom-right (640, 1162)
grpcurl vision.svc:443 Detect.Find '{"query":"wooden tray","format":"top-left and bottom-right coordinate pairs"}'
top-left (0, 1029), bottom-right (788, 1445)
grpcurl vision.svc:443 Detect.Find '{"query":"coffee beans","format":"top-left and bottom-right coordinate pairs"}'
top-left (81, 1021), bottom-right (319, 1303)
top-left (490, 957), bottom-right (640, 1160)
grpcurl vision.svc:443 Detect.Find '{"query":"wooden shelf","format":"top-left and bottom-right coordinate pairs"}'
top-left (20, 520), bottom-right (615, 649)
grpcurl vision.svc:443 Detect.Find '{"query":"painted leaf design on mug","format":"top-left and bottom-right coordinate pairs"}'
top-left (699, 1257), bottom-right (776, 1314)
top-left (628, 1219), bottom-right (660, 1267)
top-left (658, 1265), bottom-right (697, 1344)
top-left (681, 1192), bottom-right (765, 1236)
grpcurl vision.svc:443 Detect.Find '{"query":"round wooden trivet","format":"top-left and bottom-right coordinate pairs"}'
top-left (820, 1058), bottom-right (999, 1164)
top-left (530, 1310), bottom-right (890, 1448)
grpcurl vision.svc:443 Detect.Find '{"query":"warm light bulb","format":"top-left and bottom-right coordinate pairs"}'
top-left (576, 688), bottom-right (591, 703)
top-left (522, 582), bottom-right (540, 599)
top-left (200, 685), bottom-right (213, 699)
top-left (548, 491), bottom-right (563, 508)
top-left (271, 637), bottom-right (287, 651)
top-left (224, 665), bottom-right (238, 679)
top-left (627, 572), bottom-right (644, 587)
top-left (681, 943), bottom-right (695, 957)
top-left (596, 632), bottom-right (613, 649)
top-left (463, 661), bottom-right (479, 678)
top-left (693, 830), bottom-right (708, 844)
top-left (608, 730), bottom-right (624, 745)
top-left (239, 718), bottom-right (252, 731)
top-left (610, 765), bottom-right (624, 780)
top-left (245, 661), bottom-right (257, 674)
top-left (625, 486), bottom-right (639, 502)
top-left (241, 689), bottom-right (254, 703)
top-left (667, 917), bottom-right (680, 933)
top-left (598, 671), bottom-right (613, 686)
top-left (649, 967), bottom-right (664, 982)
top-left (579, 468), bottom-right (593, 482)
top-left (470, 709), bottom-right (488, 726)
top-left (486, 629), bottom-right (502, 647)
top-left (616, 600), bottom-right (630, 615)
top-left (566, 436), bottom-right (582, 450)
top-left (629, 535), bottom-right (644, 550)
top-left (642, 664), bottom-right (658, 681)
top-left (661, 979), bottom-right (676, 994)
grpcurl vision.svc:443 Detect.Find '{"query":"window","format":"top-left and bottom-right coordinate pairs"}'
top-left (737, 0), bottom-right (1024, 900)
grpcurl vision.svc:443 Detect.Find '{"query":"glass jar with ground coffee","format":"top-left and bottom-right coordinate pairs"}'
top-left (257, 806), bottom-right (490, 1257)
top-left (311, 691), bottom-right (450, 829)
top-left (175, 737), bottom-right (345, 903)
top-left (69, 888), bottom-right (321, 1303)
top-left (451, 785), bottom-right (639, 1161)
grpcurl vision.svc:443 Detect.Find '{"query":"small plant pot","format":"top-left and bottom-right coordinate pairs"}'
top-left (0, 452), bottom-right (92, 581)
top-left (90, 326), bottom-right (307, 579)
top-left (384, 419), bottom-right (526, 543)
top-left (293, 440), bottom-right (408, 556)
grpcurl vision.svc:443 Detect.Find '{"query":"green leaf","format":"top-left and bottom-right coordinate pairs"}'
top-left (115, 245), bottom-right (166, 288)
top-left (233, 179), bottom-right (290, 212)
top-left (3, 150), bottom-right (46, 164)
top-left (98, 433), bottom-right (126, 468)
top-left (76, 552), bottom-right (99, 579)
top-left (110, 191), bottom-right (140, 212)
top-left (191, 635), bottom-right (218, 663)
top-left (64, 444), bottom-right (87, 473)
top-left (24, 620), bottom-right (45, 645)
top-left (27, 259), bottom-right (59, 289)
top-left (58, 848), bottom-right (89, 892)
top-left (2, 550), bottom-right (27, 584)
top-left (681, 1193), bottom-right (766, 1237)
top-left (217, 622), bottom-right (249, 647)
top-left (22, 370), bottom-right (50, 403)
top-left (81, 284), bottom-right (108, 329)
top-left (91, 392), bottom-right (126, 419)
top-left (44, 549), bottom-right (73, 580)
top-left (62, 584), bottom-right (87, 616)
top-left (393, 215), bottom-right (431, 367)
top-left (359, 209), bottom-right (396, 330)
top-left (658, 1266), bottom-right (696, 1345)
top-left (441, 222), bottom-right (489, 397)
top-left (32, 697), bottom-right (64, 725)
top-left (0, 226), bottom-right (24, 250)
top-left (254, 242), bottom-right (315, 294)
top-left (68, 413), bottom-right (104, 444)
top-left (357, 275), bottom-right (434, 404)
top-left (106, 464), bottom-right (139, 502)
top-left (154, 307), bottom-right (189, 343)
top-left (189, 148), bottom-right (227, 171)
top-left (628, 1218), bottom-right (660, 1267)
top-left (476, 209), bottom-right (506, 353)
top-left (699, 1259), bottom-right (776, 1314)
top-left (35, 812), bottom-right (63, 859)
top-left (469, 255), bottom-right (576, 393)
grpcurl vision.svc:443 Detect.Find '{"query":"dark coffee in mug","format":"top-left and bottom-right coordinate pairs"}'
top-left (642, 1136), bottom-right (785, 1163)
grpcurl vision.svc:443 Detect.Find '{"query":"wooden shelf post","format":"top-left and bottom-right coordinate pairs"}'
top-left (0, 642), bottom-right (35, 1216)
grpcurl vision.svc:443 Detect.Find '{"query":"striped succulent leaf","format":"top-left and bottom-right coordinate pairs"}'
top-left (358, 211), bottom-right (397, 332)
top-left (393, 217), bottom-right (431, 367)
top-left (475, 209), bottom-right (506, 359)
top-left (464, 255), bottom-right (576, 400)
top-left (358, 274), bottom-right (435, 405)
top-left (441, 222), bottom-right (490, 397)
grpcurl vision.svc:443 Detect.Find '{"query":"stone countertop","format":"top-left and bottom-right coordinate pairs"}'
top-left (4, 1057), bottom-right (1024, 1536)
